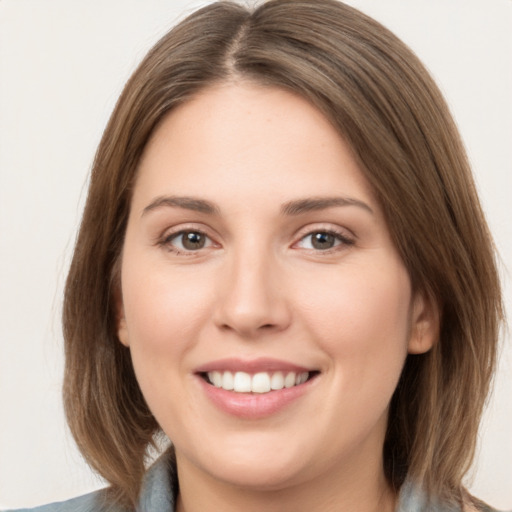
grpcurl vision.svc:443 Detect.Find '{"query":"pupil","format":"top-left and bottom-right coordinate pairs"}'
top-left (312, 232), bottom-right (334, 250)
top-left (183, 232), bottom-right (204, 250)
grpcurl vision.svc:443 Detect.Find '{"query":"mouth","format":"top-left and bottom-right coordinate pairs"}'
top-left (195, 360), bottom-right (320, 419)
top-left (199, 369), bottom-right (320, 394)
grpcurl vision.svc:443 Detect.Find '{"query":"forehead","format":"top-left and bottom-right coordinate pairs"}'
top-left (133, 82), bottom-right (376, 213)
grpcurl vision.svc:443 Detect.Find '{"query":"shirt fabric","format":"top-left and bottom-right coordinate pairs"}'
top-left (6, 452), bottom-right (504, 512)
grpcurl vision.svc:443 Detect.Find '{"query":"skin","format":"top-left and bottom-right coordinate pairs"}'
top-left (117, 82), bottom-right (437, 512)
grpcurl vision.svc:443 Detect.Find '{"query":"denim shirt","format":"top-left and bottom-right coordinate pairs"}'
top-left (6, 453), bottom-right (505, 512)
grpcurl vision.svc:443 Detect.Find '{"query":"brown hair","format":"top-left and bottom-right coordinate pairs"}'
top-left (63, 0), bottom-right (503, 507)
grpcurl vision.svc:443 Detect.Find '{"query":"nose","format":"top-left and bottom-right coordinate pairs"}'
top-left (213, 248), bottom-right (291, 339)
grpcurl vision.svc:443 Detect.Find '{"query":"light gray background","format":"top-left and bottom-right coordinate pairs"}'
top-left (0, 0), bottom-right (511, 509)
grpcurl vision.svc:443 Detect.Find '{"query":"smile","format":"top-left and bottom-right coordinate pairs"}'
top-left (205, 370), bottom-right (311, 394)
top-left (195, 359), bottom-right (320, 419)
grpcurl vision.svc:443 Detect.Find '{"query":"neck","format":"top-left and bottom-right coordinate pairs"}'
top-left (175, 452), bottom-right (397, 512)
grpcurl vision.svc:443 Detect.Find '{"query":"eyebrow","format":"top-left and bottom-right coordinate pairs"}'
top-left (281, 196), bottom-right (374, 216)
top-left (142, 195), bottom-right (220, 216)
top-left (141, 195), bottom-right (373, 217)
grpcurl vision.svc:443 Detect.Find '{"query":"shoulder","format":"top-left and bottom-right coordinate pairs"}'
top-left (2, 488), bottom-right (127, 512)
top-left (4, 451), bottom-right (176, 512)
top-left (463, 496), bottom-right (510, 512)
top-left (463, 503), bottom-right (509, 512)
top-left (398, 481), bottom-right (508, 512)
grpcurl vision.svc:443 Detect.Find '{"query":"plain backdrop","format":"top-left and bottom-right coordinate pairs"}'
top-left (0, 0), bottom-right (511, 509)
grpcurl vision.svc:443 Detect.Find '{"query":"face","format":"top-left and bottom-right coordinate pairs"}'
top-left (117, 82), bottom-right (436, 492)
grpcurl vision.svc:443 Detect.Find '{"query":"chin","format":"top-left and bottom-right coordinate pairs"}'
top-left (180, 433), bottom-right (313, 491)
top-left (207, 459), bottom-right (308, 492)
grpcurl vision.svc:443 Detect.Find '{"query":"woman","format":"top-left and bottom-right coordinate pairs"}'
top-left (7, 0), bottom-right (505, 511)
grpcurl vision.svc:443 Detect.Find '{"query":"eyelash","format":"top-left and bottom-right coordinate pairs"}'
top-left (158, 229), bottom-right (216, 256)
top-left (157, 227), bottom-right (355, 256)
top-left (294, 229), bottom-right (355, 253)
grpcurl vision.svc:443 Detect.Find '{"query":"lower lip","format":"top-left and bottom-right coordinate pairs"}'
top-left (198, 376), bottom-right (315, 420)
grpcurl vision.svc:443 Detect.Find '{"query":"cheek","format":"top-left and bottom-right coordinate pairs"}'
top-left (119, 259), bottom-right (217, 425)
top-left (119, 252), bottom-right (218, 406)
top-left (122, 262), bottom-right (211, 345)
top-left (296, 259), bottom-right (412, 381)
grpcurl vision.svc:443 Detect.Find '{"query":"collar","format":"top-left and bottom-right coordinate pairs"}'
top-left (138, 450), bottom-right (465, 512)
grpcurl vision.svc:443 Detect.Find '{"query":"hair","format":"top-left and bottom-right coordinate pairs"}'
top-left (62, 0), bottom-right (503, 507)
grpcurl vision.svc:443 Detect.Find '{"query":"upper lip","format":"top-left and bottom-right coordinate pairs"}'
top-left (194, 357), bottom-right (314, 374)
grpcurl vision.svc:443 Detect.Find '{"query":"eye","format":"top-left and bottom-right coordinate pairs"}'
top-left (296, 230), bottom-right (354, 251)
top-left (165, 230), bottom-right (213, 252)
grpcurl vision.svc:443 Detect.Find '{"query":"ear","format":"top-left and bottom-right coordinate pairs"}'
top-left (113, 285), bottom-right (130, 347)
top-left (407, 290), bottom-right (439, 354)
top-left (117, 306), bottom-right (130, 347)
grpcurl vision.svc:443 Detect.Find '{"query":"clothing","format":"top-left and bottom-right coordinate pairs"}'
top-left (5, 452), bottom-right (504, 512)
top-left (5, 454), bottom-right (174, 512)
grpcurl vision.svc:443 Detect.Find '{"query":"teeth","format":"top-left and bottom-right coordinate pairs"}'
top-left (270, 371), bottom-right (284, 390)
top-left (222, 371), bottom-right (234, 390)
top-left (233, 371), bottom-right (252, 392)
top-left (211, 371), bottom-right (222, 387)
top-left (252, 372), bottom-right (271, 393)
top-left (284, 372), bottom-right (296, 388)
top-left (207, 370), bottom-right (310, 393)
top-left (297, 372), bottom-right (308, 385)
